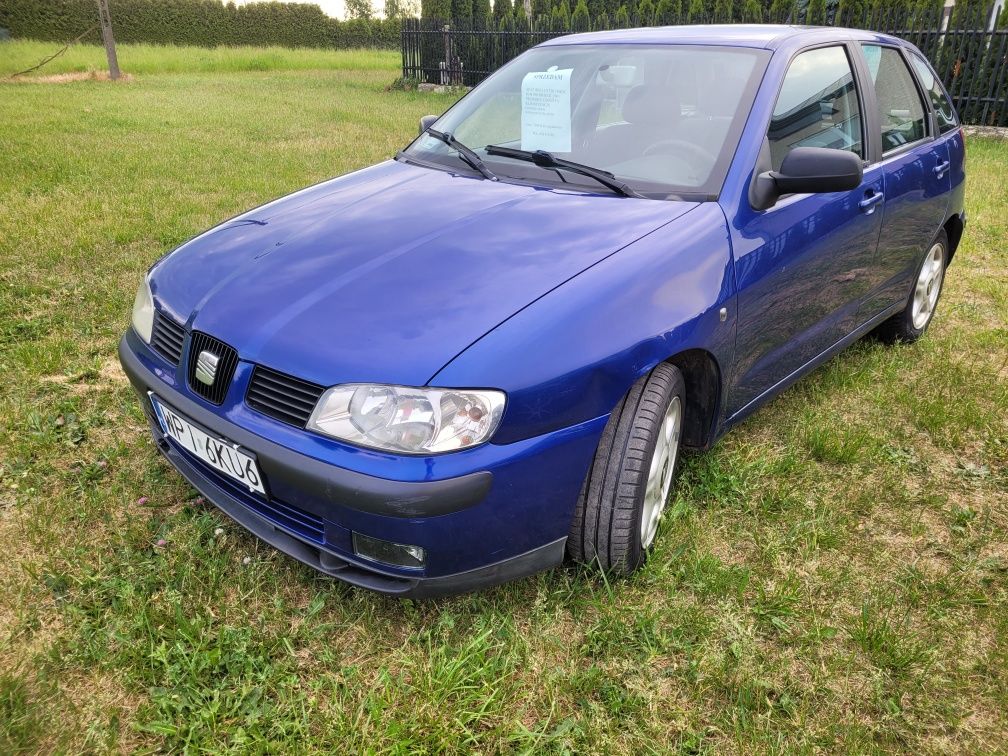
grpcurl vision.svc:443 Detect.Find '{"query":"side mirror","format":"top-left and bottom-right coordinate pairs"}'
top-left (750, 146), bottom-right (863, 210)
top-left (419, 115), bottom-right (438, 135)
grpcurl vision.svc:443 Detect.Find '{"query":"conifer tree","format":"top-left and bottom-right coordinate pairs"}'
top-left (493, 0), bottom-right (512, 22)
top-left (636, 0), bottom-right (656, 24)
top-left (768, 0), bottom-right (789, 22)
top-left (687, 0), bottom-right (706, 23)
top-left (741, 0), bottom-right (761, 21)
top-left (713, 0), bottom-right (732, 22)
top-left (806, 0), bottom-right (826, 25)
top-left (654, 0), bottom-right (682, 24)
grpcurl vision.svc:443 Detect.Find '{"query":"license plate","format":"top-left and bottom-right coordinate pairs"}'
top-left (149, 394), bottom-right (266, 495)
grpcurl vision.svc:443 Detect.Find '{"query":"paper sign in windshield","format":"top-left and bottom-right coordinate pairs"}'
top-left (521, 67), bottom-right (573, 152)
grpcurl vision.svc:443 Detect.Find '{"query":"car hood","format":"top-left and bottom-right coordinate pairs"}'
top-left (152, 159), bottom-right (698, 387)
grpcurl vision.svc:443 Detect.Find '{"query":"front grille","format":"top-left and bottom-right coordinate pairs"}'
top-left (246, 366), bottom-right (325, 428)
top-left (187, 332), bottom-right (238, 405)
top-left (150, 310), bottom-right (186, 365)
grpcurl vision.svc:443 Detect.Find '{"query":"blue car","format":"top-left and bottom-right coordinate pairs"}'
top-left (120, 25), bottom-right (966, 596)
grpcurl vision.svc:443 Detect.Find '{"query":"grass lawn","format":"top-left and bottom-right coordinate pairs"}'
top-left (1, 40), bottom-right (1006, 753)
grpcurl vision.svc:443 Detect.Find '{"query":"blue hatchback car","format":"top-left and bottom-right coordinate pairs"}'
top-left (120, 25), bottom-right (966, 596)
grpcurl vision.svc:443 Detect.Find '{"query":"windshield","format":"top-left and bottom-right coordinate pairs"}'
top-left (403, 43), bottom-right (768, 200)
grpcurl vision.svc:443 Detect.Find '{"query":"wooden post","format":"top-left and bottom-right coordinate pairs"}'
top-left (96, 0), bottom-right (120, 80)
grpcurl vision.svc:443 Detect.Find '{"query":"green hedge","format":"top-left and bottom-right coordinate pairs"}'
top-left (0, 0), bottom-right (401, 49)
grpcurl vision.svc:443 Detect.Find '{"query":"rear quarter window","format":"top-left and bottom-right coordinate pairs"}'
top-left (908, 50), bottom-right (959, 134)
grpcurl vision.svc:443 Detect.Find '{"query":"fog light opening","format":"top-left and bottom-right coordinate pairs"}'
top-left (352, 532), bottom-right (426, 570)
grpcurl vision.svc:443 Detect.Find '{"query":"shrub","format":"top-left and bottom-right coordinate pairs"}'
top-left (0, 0), bottom-right (402, 49)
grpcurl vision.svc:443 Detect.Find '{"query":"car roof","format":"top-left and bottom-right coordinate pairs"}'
top-left (538, 24), bottom-right (909, 51)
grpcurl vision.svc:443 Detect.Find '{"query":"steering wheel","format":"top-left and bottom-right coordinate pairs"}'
top-left (643, 139), bottom-right (717, 172)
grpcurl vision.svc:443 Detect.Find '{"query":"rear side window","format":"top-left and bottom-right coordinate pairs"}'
top-left (908, 50), bottom-right (958, 133)
top-left (862, 44), bottom-right (928, 153)
top-left (768, 46), bottom-right (863, 171)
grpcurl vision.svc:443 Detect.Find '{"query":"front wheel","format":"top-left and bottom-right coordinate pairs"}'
top-left (874, 230), bottom-right (948, 344)
top-left (567, 363), bottom-right (685, 574)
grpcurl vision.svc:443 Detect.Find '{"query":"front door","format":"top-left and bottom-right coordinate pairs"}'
top-left (726, 44), bottom-right (884, 417)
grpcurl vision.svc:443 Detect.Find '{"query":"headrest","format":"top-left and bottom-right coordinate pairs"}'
top-left (622, 84), bottom-right (681, 127)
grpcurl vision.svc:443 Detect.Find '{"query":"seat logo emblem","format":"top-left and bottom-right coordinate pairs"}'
top-left (195, 350), bottom-right (219, 386)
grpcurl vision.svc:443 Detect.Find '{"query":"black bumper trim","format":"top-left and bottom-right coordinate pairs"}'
top-left (152, 422), bottom-right (564, 597)
top-left (119, 331), bottom-right (492, 518)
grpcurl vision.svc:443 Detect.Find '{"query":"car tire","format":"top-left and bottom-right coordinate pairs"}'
top-left (873, 229), bottom-right (949, 344)
top-left (567, 362), bottom-right (685, 574)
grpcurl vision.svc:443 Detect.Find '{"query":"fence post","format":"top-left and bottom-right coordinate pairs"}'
top-left (96, 0), bottom-right (120, 80)
top-left (442, 24), bottom-right (451, 85)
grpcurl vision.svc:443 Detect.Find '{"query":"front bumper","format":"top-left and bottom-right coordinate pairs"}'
top-left (119, 330), bottom-right (604, 597)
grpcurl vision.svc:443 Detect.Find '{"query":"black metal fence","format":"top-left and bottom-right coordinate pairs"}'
top-left (402, 2), bottom-right (1008, 126)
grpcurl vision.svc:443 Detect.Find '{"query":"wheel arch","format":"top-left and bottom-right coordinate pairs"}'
top-left (943, 212), bottom-right (964, 263)
top-left (663, 348), bottom-right (722, 450)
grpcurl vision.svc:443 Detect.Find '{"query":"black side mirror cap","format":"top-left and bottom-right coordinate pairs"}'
top-left (419, 115), bottom-right (438, 135)
top-left (750, 146), bottom-right (864, 210)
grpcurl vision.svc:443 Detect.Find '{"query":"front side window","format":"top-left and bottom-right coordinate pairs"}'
top-left (768, 46), bottom-right (864, 171)
top-left (908, 50), bottom-right (958, 133)
top-left (404, 44), bottom-right (768, 199)
top-left (862, 44), bottom-right (928, 153)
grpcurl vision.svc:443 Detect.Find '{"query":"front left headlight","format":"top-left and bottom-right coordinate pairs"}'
top-left (131, 275), bottom-right (154, 343)
top-left (307, 384), bottom-right (506, 455)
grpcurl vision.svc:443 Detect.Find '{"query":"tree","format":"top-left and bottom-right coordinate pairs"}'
top-left (493, 0), bottom-right (512, 21)
top-left (740, 0), bottom-right (761, 21)
top-left (806, 0), bottom-right (826, 24)
top-left (385, 0), bottom-right (419, 18)
top-left (713, 0), bottom-right (732, 22)
top-left (615, 3), bottom-right (630, 24)
top-left (345, 0), bottom-right (373, 20)
top-left (551, 0), bottom-right (571, 27)
top-left (587, 0), bottom-right (607, 19)
top-left (636, 0), bottom-right (655, 23)
top-left (686, 0), bottom-right (705, 22)
top-left (531, 0), bottom-right (551, 19)
top-left (597, 9), bottom-right (612, 26)
top-left (835, 0), bottom-right (864, 25)
top-left (571, 0), bottom-right (590, 28)
top-left (474, 0), bottom-right (492, 22)
top-left (421, 0), bottom-right (452, 19)
top-left (654, 0), bottom-right (682, 24)
top-left (767, 0), bottom-right (789, 22)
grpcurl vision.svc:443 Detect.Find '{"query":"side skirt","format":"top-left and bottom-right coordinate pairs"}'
top-left (719, 300), bottom-right (905, 434)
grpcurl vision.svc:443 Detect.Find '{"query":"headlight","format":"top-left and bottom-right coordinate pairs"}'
top-left (131, 275), bottom-right (154, 343)
top-left (307, 384), bottom-right (506, 454)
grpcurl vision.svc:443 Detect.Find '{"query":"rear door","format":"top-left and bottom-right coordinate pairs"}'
top-left (727, 44), bottom-right (884, 416)
top-left (855, 43), bottom-right (952, 318)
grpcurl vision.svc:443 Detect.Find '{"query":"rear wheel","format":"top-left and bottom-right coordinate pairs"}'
top-left (874, 230), bottom-right (948, 344)
top-left (567, 363), bottom-right (685, 574)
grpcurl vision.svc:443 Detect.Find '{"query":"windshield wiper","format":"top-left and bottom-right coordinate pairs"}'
top-left (426, 129), bottom-right (498, 181)
top-left (484, 145), bottom-right (640, 198)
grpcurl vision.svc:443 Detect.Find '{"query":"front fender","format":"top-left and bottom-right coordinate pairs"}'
top-left (430, 203), bottom-right (736, 444)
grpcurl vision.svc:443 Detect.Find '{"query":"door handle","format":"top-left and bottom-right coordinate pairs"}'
top-left (934, 160), bottom-right (950, 177)
top-left (859, 192), bottom-right (884, 213)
